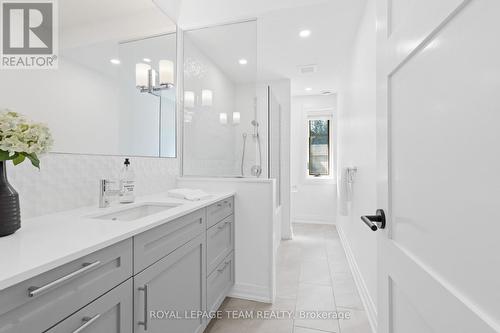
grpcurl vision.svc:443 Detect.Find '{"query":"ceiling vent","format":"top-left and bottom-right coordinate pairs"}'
top-left (298, 64), bottom-right (317, 75)
top-left (320, 90), bottom-right (334, 96)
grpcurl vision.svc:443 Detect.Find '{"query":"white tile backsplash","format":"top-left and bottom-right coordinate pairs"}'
top-left (7, 153), bottom-right (179, 219)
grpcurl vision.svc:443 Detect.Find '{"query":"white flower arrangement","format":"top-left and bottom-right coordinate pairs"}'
top-left (0, 109), bottom-right (53, 169)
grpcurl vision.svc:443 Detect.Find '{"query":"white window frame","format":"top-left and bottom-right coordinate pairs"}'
top-left (304, 108), bottom-right (335, 183)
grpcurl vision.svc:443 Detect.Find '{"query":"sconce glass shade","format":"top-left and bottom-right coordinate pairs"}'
top-left (219, 113), bottom-right (227, 125)
top-left (202, 89), bottom-right (213, 106)
top-left (136, 63), bottom-right (151, 87)
top-left (150, 69), bottom-right (157, 87)
top-left (184, 91), bottom-right (195, 108)
top-left (159, 60), bottom-right (174, 85)
top-left (232, 112), bottom-right (240, 124)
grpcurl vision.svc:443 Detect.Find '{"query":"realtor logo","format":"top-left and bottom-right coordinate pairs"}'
top-left (1, 0), bottom-right (58, 69)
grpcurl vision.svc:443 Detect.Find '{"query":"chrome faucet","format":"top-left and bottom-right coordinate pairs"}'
top-left (99, 179), bottom-right (121, 208)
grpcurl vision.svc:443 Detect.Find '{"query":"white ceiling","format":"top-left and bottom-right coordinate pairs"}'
top-left (259, 0), bottom-right (367, 95)
top-left (169, 0), bottom-right (367, 96)
top-left (173, 0), bottom-right (333, 29)
top-left (60, 0), bottom-right (170, 29)
top-left (60, 0), bottom-right (177, 49)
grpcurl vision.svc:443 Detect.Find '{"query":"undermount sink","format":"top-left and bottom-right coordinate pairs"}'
top-left (92, 203), bottom-right (182, 221)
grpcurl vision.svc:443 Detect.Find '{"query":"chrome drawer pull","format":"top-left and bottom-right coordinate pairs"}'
top-left (138, 284), bottom-right (149, 330)
top-left (28, 261), bottom-right (101, 298)
top-left (217, 221), bottom-right (229, 230)
top-left (72, 314), bottom-right (101, 333)
top-left (217, 261), bottom-right (230, 273)
top-left (217, 200), bottom-right (230, 208)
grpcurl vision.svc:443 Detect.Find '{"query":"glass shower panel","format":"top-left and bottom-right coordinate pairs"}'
top-left (182, 21), bottom-right (262, 177)
top-left (269, 87), bottom-right (282, 206)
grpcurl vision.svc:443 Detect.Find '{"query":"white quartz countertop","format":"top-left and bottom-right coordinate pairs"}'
top-left (0, 191), bottom-right (235, 291)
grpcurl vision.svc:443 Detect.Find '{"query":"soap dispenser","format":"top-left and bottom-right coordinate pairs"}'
top-left (119, 158), bottom-right (136, 204)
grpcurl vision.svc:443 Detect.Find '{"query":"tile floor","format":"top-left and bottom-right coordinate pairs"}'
top-left (204, 223), bottom-right (372, 333)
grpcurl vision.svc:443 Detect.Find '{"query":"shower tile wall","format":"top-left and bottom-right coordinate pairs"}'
top-left (8, 153), bottom-right (179, 219)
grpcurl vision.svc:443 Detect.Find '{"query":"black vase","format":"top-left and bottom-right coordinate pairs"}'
top-left (0, 161), bottom-right (21, 236)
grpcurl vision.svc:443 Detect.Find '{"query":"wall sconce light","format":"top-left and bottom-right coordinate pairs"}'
top-left (136, 60), bottom-right (174, 96)
top-left (232, 112), bottom-right (240, 124)
top-left (184, 91), bottom-right (195, 108)
top-left (219, 113), bottom-right (227, 125)
top-left (202, 89), bottom-right (213, 106)
top-left (184, 111), bottom-right (193, 123)
top-left (159, 60), bottom-right (174, 86)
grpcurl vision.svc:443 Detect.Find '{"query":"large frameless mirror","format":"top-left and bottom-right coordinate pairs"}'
top-left (0, 0), bottom-right (177, 157)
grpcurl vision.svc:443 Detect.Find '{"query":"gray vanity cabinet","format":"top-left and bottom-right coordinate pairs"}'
top-left (0, 196), bottom-right (234, 333)
top-left (133, 233), bottom-right (207, 333)
top-left (0, 239), bottom-right (132, 333)
top-left (45, 279), bottom-right (133, 333)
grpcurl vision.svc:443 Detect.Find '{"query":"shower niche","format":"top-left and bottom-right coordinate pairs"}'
top-left (182, 20), bottom-right (274, 178)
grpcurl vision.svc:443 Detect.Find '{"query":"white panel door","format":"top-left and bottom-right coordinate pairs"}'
top-left (376, 0), bottom-right (500, 332)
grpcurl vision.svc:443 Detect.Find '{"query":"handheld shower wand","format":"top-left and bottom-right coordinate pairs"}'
top-left (250, 120), bottom-right (262, 177)
top-left (251, 120), bottom-right (259, 138)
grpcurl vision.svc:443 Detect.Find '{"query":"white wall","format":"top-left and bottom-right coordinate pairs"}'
top-left (8, 154), bottom-right (179, 219)
top-left (336, 0), bottom-right (377, 329)
top-left (291, 95), bottom-right (337, 225)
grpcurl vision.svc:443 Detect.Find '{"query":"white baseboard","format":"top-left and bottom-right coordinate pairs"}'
top-left (229, 283), bottom-right (272, 303)
top-left (337, 224), bottom-right (378, 333)
top-left (292, 215), bottom-right (335, 225)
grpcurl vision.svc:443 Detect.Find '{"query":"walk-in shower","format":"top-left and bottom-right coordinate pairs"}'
top-left (181, 19), bottom-right (275, 178)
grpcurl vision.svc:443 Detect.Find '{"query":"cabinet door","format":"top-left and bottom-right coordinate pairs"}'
top-left (134, 234), bottom-right (206, 333)
top-left (46, 279), bottom-right (132, 333)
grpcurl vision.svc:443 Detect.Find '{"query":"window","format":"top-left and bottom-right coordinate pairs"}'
top-left (308, 119), bottom-right (330, 176)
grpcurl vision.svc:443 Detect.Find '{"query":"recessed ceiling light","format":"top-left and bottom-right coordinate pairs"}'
top-left (110, 59), bottom-right (121, 65)
top-left (143, 58), bottom-right (151, 63)
top-left (238, 58), bottom-right (248, 65)
top-left (305, 87), bottom-right (313, 92)
top-left (299, 30), bottom-right (311, 38)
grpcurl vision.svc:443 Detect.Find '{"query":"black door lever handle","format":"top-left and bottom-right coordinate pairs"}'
top-left (361, 209), bottom-right (386, 231)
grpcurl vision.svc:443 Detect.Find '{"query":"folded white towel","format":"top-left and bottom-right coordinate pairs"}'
top-left (168, 188), bottom-right (211, 201)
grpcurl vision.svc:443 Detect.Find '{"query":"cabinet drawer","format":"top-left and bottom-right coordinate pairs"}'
top-left (207, 215), bottom-right (234, 274)
top-left (207, 252), bottom-right (234, 313)
top-left (46, 279), bottom-right (133, 333)
top-left (206, 197), bottom-right (234, 228)
top-left (133, 209), bottom-right (205, 274)
top-left (0, 239), bottom-right (132, 333)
